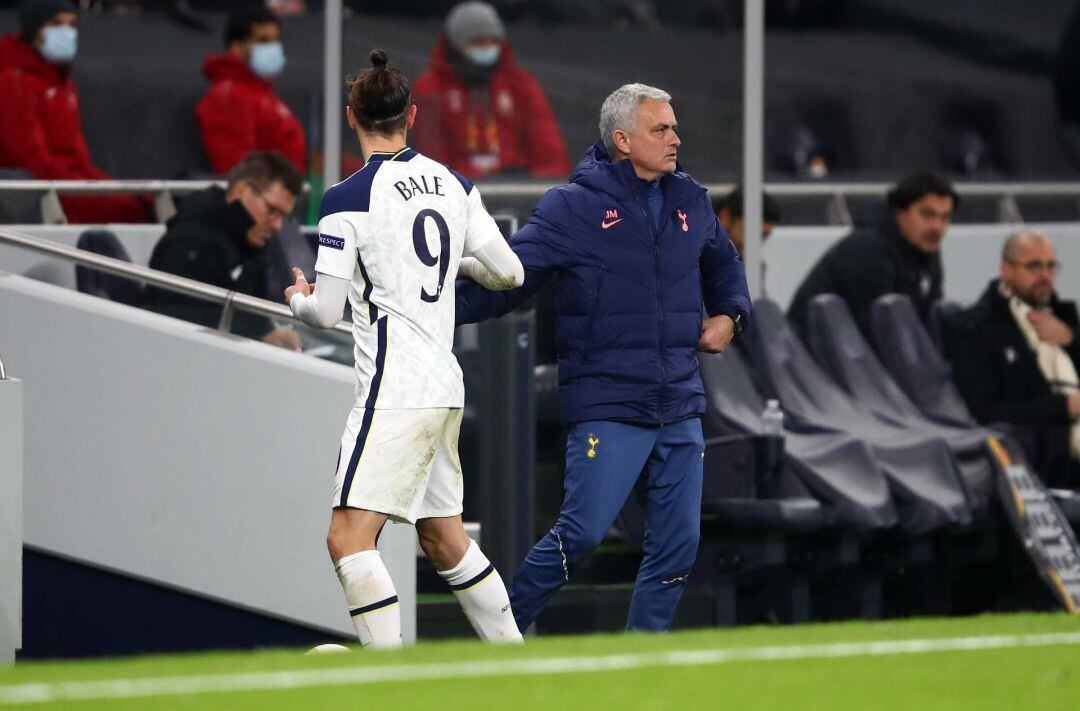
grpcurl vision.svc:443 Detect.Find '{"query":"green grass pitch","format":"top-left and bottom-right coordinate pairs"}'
top-left (1, 613), bottom-right (1078, 709)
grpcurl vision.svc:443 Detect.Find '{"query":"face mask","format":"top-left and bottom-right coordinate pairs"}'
top-left (39, 25), bottom-right (77, 64)
top-left (463, 45), bottom-right (501, 67)
top-left (250, 41), bottom-right (286, 79)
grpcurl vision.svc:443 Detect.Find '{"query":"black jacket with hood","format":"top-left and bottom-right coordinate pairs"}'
top-left (142, 186), bottom-right (273, 339)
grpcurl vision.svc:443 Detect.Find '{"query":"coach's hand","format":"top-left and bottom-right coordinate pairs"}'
top-left (698, 315), bottom-right (735, 354)
top-left (285, 267), bottom-right (314, 303)
top-left (264, 327), bottom-right (303, 352)
top-left (1028, 310), bottom-right (1074, 347)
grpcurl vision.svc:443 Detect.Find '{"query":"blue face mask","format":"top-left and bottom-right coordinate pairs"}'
top-left (249, 41), bottom-right (286, 79)
top-left (464, 45), bottom-right (501, 67)
top-left (39, 25), bottom-right (77, 64)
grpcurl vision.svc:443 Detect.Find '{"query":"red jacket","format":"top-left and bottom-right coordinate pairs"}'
top-left (412, 38), bottom-right (569, 179)
top-left (0, 33), bottom-right (147, 223)
top-left (196, 53), bottom-right (307, 176)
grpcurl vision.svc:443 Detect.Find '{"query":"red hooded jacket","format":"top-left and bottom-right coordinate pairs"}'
top-left (412, 38), bottom-right (569, 179)
top-left (196, 53), bottom-right (306, 176)
top-left (0, 33), bottom-right (147, 223)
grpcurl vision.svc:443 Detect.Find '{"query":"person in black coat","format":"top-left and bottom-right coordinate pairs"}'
top-left (142, 151), bottom-right (304, 349)
top-left (947, 231), bottom-right (1080, 488)
top-left (787, 172), bottom-right (958, 338)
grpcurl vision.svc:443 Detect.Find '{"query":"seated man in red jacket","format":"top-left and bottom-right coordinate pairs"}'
top-left (0, 0), bottom-right (149, 223)
top-left (413, 1), bottom-right (569, 180)
top-left (196, 7), bottom-right (306, 176)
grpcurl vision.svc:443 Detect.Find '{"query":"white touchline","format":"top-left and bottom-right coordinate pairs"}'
top-left (2, 632), bottom-right (1080, 705)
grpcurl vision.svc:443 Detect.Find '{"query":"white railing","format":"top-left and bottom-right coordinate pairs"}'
top-left (6, 179), bottom-right (1080, 225)
top-left (0, 226), bottom-right (351, 337)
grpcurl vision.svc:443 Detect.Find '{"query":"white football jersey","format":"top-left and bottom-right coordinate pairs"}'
top-left (315, 147), bottom-right (502, 408)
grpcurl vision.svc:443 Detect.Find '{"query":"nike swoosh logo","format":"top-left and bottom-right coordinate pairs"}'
top-left (601, 219), bottom-right (623, 229)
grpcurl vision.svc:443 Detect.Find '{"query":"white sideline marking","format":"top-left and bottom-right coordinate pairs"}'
top-left (2, 632), bottom-right (1080, 704)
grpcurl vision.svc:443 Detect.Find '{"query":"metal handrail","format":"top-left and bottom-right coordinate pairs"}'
top-left (5, 178), bottom-right (1080, 226)
top-left (0, 227), bottom-right (352, 337)
top-left (0, 179), bottom-right (311, 224)
top-left (5, 178), bottom-right (1080, 198)
top-left (472, 180), bottom-right (1080, 199)
top-left (0, 179), bottom-right (225, 194)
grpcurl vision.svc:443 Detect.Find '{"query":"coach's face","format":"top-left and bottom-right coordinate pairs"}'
top-left (613, 100), bottom-right (681, 181)
top-left (1002, 236), bottom-right (1058, 308)
top-left (894, 193), bottom-right (953, 254)
top-left (236, 180), bottom-right (296, 248)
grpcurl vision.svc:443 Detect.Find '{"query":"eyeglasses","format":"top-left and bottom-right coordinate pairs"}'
top-left (248, 182), bottom-right (292, 220)
top-left (1007, 259), bottom-right (1061, 275)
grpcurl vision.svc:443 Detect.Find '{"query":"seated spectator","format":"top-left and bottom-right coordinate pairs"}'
top-left (948, 231), bottom-right (1080, 488)
top-left (196, 7), bottom-right (306, 176)
top-left (787, 172), bottom-right (957, 338)
top-left (142, 151), bottom-right (303, 351)
top-left (0, 0), bottom-right (149, 223)
top-left (412, 1), bottom-right (569, 179)
top-left (713, 185), bottom-right (782, 258)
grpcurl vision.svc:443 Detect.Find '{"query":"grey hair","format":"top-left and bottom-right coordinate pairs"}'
top-left (599, 83), bottom-right (672, 156)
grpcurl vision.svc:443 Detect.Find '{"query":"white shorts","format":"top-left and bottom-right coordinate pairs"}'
top-left (333, 407), bottom-right (464, 524)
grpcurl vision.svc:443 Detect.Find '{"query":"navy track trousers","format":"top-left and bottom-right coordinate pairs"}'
top-left (508, 417), bottom-right (704, 631)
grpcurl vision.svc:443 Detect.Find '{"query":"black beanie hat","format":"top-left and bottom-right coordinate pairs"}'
top-left (19, 0), bottom-right (75, 41)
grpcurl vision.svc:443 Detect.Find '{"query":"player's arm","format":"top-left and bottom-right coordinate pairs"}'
top-left (459, 237), bottom-right (524, 291)
top-left (456, 188), bottom-right (576, 325)
top-left (287, 204), bottom-right (360, 328)
top-left (287, 269), bottom-right (349, 328)
top-left (459, 183), bottom-right (524, 291)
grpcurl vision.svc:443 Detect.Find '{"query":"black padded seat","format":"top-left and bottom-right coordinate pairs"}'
top-left (700, 348), bottom-right (897, 533)
top-left (738, 299), bottom-right (972, 535)
top-left (703, 498), bottom-right (825, 535)
top-left (806, 293), bottom-right (996, 511)
top-left (74, 229), bottom-right (142, 307)
top-left (928, 299), bottom-right (964, 357)
top-left (871, 294), bottom-right (975, 426)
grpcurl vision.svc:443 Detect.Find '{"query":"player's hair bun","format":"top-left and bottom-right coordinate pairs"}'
top-left (370, 49), bottom-right (389, 69)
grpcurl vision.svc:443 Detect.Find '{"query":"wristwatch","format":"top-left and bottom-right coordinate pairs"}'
top-left (723, 313), bottom-right (745, 336)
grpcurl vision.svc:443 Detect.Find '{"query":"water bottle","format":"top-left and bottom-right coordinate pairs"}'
top-left (762, 399), bottom-right (784, 436)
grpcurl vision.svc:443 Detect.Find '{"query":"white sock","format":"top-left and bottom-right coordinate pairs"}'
top-left (335, 550), bottom-right (402, 649)
top-left (438, 540), bottom-right (523, 644)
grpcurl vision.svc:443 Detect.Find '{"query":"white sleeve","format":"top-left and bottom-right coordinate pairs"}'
top-left (289, 272), bottom-right (350, 329)
top-left (462, 185), bottom-right (503, 255)
top-left (458, 238), bottom-right (524, 290)
top-left (314, 212), bottom-right (361, 280)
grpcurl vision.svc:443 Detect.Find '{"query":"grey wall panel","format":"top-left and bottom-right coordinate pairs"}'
top-left (0, 274), bottom-right (416, 642)
top-left (763, 222), bottom-right (1080, 311)
top-left (0, 378), bottom-right (23, 663)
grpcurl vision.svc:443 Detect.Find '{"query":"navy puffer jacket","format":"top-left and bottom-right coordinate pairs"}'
top-left (457, 141), bottom-right (751, 425)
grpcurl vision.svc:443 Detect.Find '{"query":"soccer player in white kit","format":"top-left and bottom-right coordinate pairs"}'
top-left (286, 49), bottom-right (525, 647)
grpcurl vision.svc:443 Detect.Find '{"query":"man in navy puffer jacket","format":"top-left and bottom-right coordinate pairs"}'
top-left (456, 83), bottom-right (751, 632)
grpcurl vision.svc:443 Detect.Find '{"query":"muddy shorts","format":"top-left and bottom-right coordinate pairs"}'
top-left (332, 407), bottom-right (464, 524)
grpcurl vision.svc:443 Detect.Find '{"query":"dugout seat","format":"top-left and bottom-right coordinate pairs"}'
top-left (806, 294), bottom-right (995, 513)
top-left (738, 299), bottom-right (972, 535)
top-left (699, 348), bottom-right (897, 532)
top-left (870, 296), bottom-right (1080, 524)
top-left (928, 299), bottom-right (964, 357)
top-left (74, 229), bottom-right (143, 307)
top-left (870, 294), bottom-right (975, 426)
top-left (0, 168), bottom-right (43, 224)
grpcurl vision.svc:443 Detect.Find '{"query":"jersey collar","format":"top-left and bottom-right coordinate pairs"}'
top-left (366, 147), bottom-right (417, 164)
